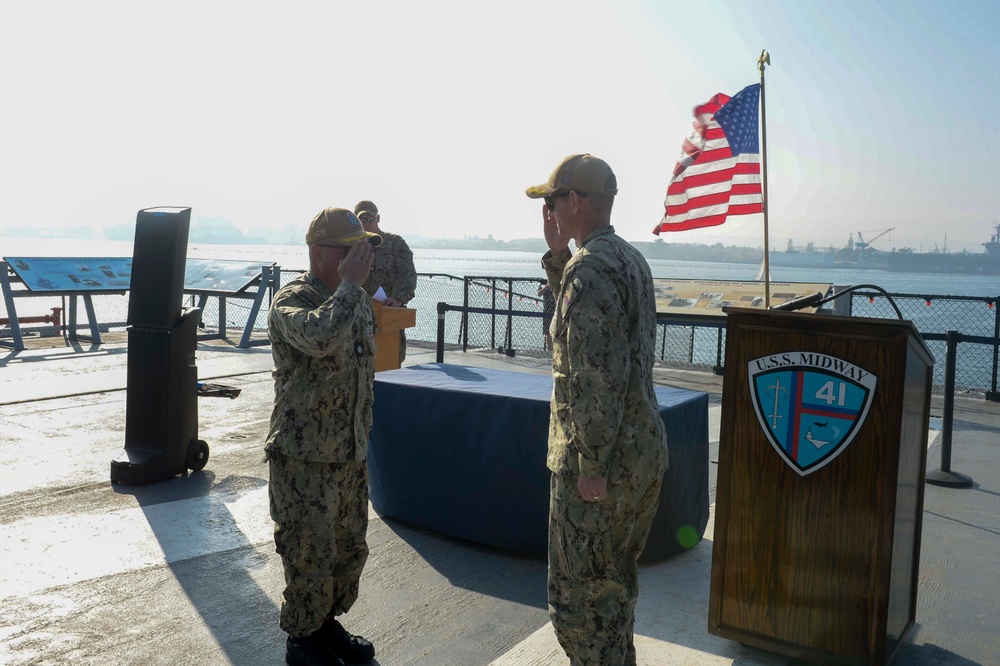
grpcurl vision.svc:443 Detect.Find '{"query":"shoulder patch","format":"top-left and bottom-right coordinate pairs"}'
top-left (561, 275), bottom-right (584, 311)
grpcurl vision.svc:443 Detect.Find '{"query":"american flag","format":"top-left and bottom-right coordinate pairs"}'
top-left (654, 83), bottom-right (763, 233)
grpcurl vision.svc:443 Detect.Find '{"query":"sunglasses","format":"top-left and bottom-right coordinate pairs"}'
top-left (544, 190), bottom-right (586, 211)
top-left (358, 213), bottom-right (377, 224)
top-left (316, 235), bottom-right (381, 251)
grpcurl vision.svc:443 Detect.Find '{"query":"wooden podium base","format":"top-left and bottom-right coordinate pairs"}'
top-left (373, 301), bottom-right (415, 372)
top-left (709, 308), bottom-right (933, 666)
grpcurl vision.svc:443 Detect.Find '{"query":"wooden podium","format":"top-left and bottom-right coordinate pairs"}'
top-left (710, 308), bottom-right (933, 665)
top-left (372, 300), bottom-right (416, 372)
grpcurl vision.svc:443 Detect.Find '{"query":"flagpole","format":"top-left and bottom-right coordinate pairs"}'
top-left (758, 49), bottom-right (771, 308)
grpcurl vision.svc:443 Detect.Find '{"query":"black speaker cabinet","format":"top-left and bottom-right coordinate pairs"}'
top-left (127, 207), bottom-right (191, 329)
top-left (111, 309), bottom-right (203, 484)
top-left (112, 206), bottom-right (209, 485)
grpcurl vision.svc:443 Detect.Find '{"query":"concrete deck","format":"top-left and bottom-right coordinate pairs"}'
top-left (0, 334), bottom-right (997, 665)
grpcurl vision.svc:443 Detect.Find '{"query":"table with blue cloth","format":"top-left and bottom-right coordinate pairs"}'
top-left (368, 363), bottom-right (709, 562)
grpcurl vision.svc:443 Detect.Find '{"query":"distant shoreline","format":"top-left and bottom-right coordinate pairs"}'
top-left (1, 229), bottom-right (802, 266)
top-left (6, 232), bottom-right (994, 275)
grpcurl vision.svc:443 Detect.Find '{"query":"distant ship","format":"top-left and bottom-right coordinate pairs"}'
top-left (767, 250), bottom-right (837, 268)
top-left (636, 226), bottom-right (1000, 274)
top-left (882, 225), bottom-right (1000, 275)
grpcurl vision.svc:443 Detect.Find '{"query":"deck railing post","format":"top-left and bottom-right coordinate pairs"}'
top-left (926, 330), bottom-right (974, 488)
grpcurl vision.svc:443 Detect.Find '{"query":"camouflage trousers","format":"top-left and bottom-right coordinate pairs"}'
top-left (268, 452), bottom-right (369, 638)
top-left (548, 471), bottom-right (662, 666)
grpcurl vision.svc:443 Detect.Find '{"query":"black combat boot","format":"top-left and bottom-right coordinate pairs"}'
top-left (286, 632), bottom-right (346, 666)
top-left (318, 618), bottom-right (375, 664)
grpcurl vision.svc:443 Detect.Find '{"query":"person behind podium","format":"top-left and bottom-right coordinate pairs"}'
top-left (538, 283), bottom-right (555, 351)
top-left (264, 207), bottom-right (382, 666)
top-left (354, 200), bottom-right (417, 363)
top-left (526, 154), bottom-right (668, 666)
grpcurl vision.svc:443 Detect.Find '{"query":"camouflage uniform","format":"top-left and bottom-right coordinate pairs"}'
top-left (265, 271), bottom-right (377, 638)
top-left (360, 231), bottom-right (416, 364)
top-left (542, 225), bottom-right (668, 666)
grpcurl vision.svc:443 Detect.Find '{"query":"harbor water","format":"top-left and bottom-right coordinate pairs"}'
top-left (3, 237), bottom-right (998, 297)
top-left (3, 237), bottom-right (998, 394)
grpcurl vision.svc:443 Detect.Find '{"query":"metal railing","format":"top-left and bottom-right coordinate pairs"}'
top-left (429, 278), bottom-right (1000, 401)
top-left (5, 269), bottom-right (998, 400)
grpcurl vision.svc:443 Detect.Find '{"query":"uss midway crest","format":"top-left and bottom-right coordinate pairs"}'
top-left (748, 352), bottom-right (877, 476)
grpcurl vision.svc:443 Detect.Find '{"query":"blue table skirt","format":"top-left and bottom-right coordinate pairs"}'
top-left (369, 363), bottom-right (709, 562)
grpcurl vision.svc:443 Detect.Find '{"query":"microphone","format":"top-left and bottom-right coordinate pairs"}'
top-left (771, 292), bottom-right (824, 312)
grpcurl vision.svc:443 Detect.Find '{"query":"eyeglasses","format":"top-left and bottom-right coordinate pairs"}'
top-left (358, 213), bottom-right (377, 224)
top-left (544, 190), bottom-right (586, 211)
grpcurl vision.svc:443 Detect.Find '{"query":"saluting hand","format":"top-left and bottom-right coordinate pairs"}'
top-left (339, 241), bottom-right (375, 286)
top-left (542, 203), bottom-right (570, 255)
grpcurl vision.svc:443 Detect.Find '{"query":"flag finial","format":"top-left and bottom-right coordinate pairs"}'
top-left (758, 50), bottom-right (770, 73)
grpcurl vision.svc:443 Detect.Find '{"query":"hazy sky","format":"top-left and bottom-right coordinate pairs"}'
top-left (3, 0), bottom-right (998, 251)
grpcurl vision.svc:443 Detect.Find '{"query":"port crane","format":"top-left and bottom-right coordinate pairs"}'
top-left (855, 228), bottom-right (894, 262)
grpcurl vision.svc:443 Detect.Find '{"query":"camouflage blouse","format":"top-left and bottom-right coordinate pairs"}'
top-left (542, 225), bottom-right (668, 482)
top-left (265, 272), bottom-right (377, 463)
top-left (361, 231), bottom-right (417, 304)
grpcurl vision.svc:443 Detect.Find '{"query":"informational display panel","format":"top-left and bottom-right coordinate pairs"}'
top-left (6, 257), bottom-right (274, 295)
top-left (5, 257), bottom-right (133, 292)
top-left (653, 279), bottom-right (832, 317)
top-left (183, 259), bottom-right (274, 294)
